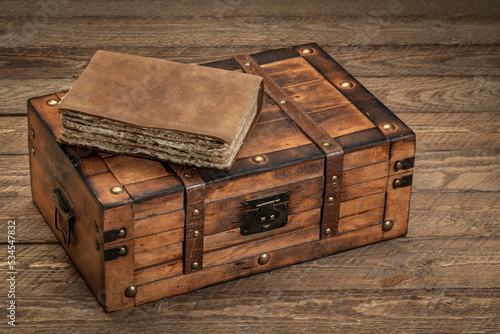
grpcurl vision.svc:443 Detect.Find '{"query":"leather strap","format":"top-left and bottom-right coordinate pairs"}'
top-left (234, 55), bottom-right (344, 238)
top-left (169, 163), bottom-right (205, 274)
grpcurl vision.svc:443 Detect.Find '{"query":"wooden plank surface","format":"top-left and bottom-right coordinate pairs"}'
top-left (0, 0), bottom-right (499, 332)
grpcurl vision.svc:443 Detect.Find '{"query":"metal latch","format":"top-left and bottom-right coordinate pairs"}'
top-left (241, 192), bottom-right (290, 236)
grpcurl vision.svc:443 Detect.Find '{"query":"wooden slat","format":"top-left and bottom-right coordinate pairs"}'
top-left (134, 241), bottom-right (183, 270)
top-left (103, 155), bottom-right (172, 185)
top-left (75, 155), bottom-right (109, 178)
top-left (134, 209), bottom-right (184, 239)
top-left (204, 209), bottom-right (321, 252)
top-left (204, 226), bottom-right (320, 268)
top-left (342, 161), bottom-right (388, 187)
top-left (341, 177), bottom-right (387, 202)
top-left (134, 228), bottom-right (184, 250)
top-left (135, 261), bottom-right (183, 286)
top-left (132, 191), bottom-right (184, 220)
top-left (205, 159), bottom-right (323, 203)
top-left (343, 143), bottom-right (390, 170)
top-left (3, 45), bottom-right (500, 82)
top-left (338, 208), bottom-right (384, 233)
top-left (339, 192), bottom-right (386, 218)
top-left (1, 16), bottom-right (498, 51)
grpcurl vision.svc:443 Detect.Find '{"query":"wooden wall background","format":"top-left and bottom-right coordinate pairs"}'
top-left (0, 0), bottom-right (498, 332)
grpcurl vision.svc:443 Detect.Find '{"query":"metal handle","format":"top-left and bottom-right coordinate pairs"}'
top-left (51, 188), bottom-right (74, 247)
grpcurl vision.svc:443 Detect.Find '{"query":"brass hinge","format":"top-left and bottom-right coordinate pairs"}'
top-left (394, 157), bottom-right (415, 172)
top-left (104, 246), bottom-right (127, 261)
top-left (393, 174), bottom-right (413, 188)
top-left (103, 227), bottom-right (127, 243)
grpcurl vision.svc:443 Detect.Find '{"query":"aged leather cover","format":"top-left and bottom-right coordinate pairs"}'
top-left (58, 50), bottom-right (263, 169)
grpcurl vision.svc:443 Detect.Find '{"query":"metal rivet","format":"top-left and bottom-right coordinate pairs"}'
top-left (382, 123), bottom-right (396, 131)
top-left (324, 228), bottom-right (332, 236)
top-left (184, 172), bottom-right (192, 178)
top-left (117, 228), bottom-right (127, 238)
top-left (331, 175), bottom-right (339, 184)
top-left (95, 240), bottom-right (100, 251)
top-left (110, 186), bottom-right (124, 195)
top-left (124, 286), bottom-right (137, 298)
top-left (394, 161), bottom-right (404, 171)
top-left (192, 209), bottom-right (200, 217)
top-left (301, 47), bottom-right (313, 54)
top-left (244, 61), bottom-right (251, 66)
top-left (382, 220), bottom-right (394, 231)
top-left (191, 262), bottom-right (200, 270)
top-left (31, 147), bottom-right (35, 155)
top-left (327, 196), bottom-right (334, 204)
top-left (393, 179), bottom-right (403, 188)
top-left (30, 128), bottom-right (35, 139)
top-left (340, 81), bottom-right (353, 89)
top-left (192, 230), bottom-right (200, 238)
top-left (258, 253), bottom-right (270, 265)
top-left (322, 142), bottom-right (330, 147)
top-left (252, 155), bottom-right (266, 163)
top-left (260, 216), bottom-right (266, 222)
top-left (117, 246), bottom-right (127, 256)
top-left (46, 99), bottom-right (59, 106)
top-left (280, 99), bottom-right (286, 104)
top-left (94, 221), bottom-right (99, 233)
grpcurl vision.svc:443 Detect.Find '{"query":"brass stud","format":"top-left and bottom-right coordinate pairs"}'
top-left (393, 178), bottom-right (403, 188)
top-left (340, 81), bottom-right (354, 89)
top-left (192, 209), bottom-right (200, 217)
top-left (244, 61), bottom-right (251, 67)
top-left (252, 155), bottom-right (266, 164)
top-left (382, 123), bottom-right (396, 131)
top-left (94, 221), bottom-right (99, 233)
top-left (382, 220), bottom-right (394, 231)
top-left (322, 141), bottom-right (330, 147)
top-left (301, 47), bottom-right (313, 54)
top-left (117, 228), bottom-right (127, 238)
top-left (184, 172), bottom-right (192, 178)
top-left (191, 262), bottom-right (200, 270)
top-left (192, 230), bottom-right (200, 238)
top-left (394, 161), bottom-right (404, 171)
top-left (280, 99), bottom-right (286, 104)
top-left (124, 286), bottom-right (137, 298)
top-left (30, 128), bottom-right (35, 139)
top-left (331, 175), bottom-right (339, 184)
top-left (324, 228), bottom-right (332, 236)
top-left (31, 146), bottom-right (35, 155)
top-left (327, 196), bottom-right (334, 204)
top-left (117, 246), bottom-right (127, 256)
top-left (110, 186), bottom-right (124, 195)
top-left (95, 240), bottom-right (100, 251)
top-left (46, 99), bottom-right (59, 106)
top-left (258, 253), bottom-right (270, 265)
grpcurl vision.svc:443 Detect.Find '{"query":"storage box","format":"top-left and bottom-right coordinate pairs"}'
top-left (28, 43), bottom-right (415, 312)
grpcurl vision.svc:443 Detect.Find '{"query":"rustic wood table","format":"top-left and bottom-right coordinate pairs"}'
top-left (1, 1), bottom-right (498, 332)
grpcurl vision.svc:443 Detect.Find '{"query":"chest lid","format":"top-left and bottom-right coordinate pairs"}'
top-left (29, 43), bottom-right (414, 221)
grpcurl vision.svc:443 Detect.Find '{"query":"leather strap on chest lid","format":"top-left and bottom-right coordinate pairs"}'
top-left (233, 54), bottom-right (344, 238)
top-left (169, 163), bottom-right (205, 274)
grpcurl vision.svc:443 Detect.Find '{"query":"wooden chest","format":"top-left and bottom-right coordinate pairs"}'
top-left (28, 43), bottom-right (415, 312)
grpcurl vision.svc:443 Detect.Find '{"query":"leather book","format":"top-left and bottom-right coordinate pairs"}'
top-left (58, 50), bottom-right (264, 169)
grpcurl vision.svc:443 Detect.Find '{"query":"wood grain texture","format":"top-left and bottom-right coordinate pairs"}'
top-left (1, 0), bottom-right (499, 331)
